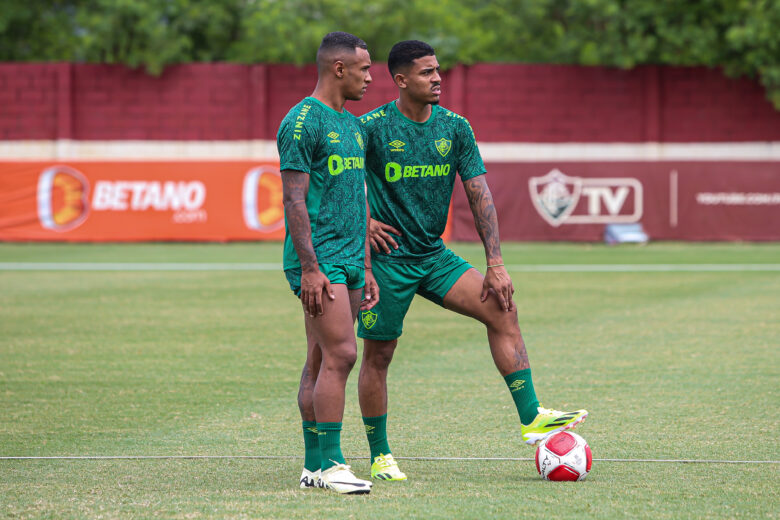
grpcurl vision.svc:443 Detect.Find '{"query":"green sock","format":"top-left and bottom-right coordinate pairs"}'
top-left (362, 414), bottom-right (392, 461)
top-left (504, 369), bottom-right (540, 425)
top-left (316, 422), bottom-right (345, 471)
top-left (302, 421), bottom-right (320, 472)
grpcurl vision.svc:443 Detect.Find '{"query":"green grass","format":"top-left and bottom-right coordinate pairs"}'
top-left (1, 242), bottom-right (778, 519)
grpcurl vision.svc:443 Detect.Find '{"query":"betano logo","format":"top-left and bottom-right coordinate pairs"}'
top-left (529, 169), bottom-right (643, 227)
top-left (37, 166), bottom-right (90, 231)
top-left (92, 180), bottom-right (206, 211)
top-left (243, 166), bottom-right (284, 232)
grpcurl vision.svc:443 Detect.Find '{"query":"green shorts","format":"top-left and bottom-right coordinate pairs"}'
top-left (285, 263), bottom-right (365, 297)
top-left (357, 248), bottom-right (472, 341)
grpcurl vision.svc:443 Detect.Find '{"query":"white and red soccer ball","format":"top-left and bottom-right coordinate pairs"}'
top-left (535, 431), bottom-right (592, 481)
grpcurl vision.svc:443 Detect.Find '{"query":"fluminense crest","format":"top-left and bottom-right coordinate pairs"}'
top-left (361, 310), bottom-right (378, 329)
top-left (528, 169), bottom-right (582, 227)
top-left (434, 138), bottom-right (452, 157)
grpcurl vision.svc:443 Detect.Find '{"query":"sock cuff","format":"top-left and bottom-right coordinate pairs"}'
top-left (503, 368), bottom-right (532, 385)
top-left (302, 420), bottom-right (316, 429)
top-left (316, 422), bottom-right (342, 432)
top-left (362, 414), bottom-right (387, 424)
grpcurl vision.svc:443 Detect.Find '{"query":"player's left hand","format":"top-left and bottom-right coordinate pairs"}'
top-left (361, 269), bottom-right (380, 310)
top-left (481, 265), bottom-right (515, 312)
top-left (369, 218), bottom-right (402, 253)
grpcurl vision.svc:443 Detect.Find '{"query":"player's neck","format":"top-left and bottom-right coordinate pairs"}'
top-left (310, 84), bottom-right (346, 113)
top-left (395, 98), bottom-right (432, 123)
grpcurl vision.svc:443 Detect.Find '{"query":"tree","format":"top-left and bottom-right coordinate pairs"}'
top-left (0, 0), bottom-right (776, 107)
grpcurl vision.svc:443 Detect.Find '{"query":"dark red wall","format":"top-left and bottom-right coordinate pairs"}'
top-left (2, 63), bottom-right (778, 142)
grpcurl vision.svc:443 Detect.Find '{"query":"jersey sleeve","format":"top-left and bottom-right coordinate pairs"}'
top-left (277, 114), bottom-right (317, 174)
top-left (455, 117), bottom-right (487, 181)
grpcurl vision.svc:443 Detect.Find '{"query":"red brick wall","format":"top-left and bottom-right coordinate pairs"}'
top-left (464, 64), bottom-right (647, 142)
top-left (1, 62), bottom-right (778, 142)
top-left (0, 64), bottom-right (62, 139)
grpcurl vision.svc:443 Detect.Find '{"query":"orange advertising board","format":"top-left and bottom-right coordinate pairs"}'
top-left (0, 161), bottom-right (454, 242)
top-left (0, 162), bottom-right (286, 241)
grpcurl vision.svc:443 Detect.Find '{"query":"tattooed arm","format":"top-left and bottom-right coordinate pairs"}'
top-left (282, 169), bottom-right (333, 317)
top-left (462, 174), bottom-right (515, 311)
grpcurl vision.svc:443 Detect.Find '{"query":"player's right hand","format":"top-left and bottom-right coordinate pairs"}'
top-left (369, 218), bottom-right (402, 253)
top-left (361, 268), bottom-right (380, 311)
top-left (300, 269), bottom-right (334, 317)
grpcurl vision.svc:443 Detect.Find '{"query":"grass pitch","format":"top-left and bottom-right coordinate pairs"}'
top-left (1, 242), bottom-right (778, 519)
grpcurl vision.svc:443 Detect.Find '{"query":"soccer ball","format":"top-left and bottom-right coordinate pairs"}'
top-left (535, 431), bottom-right (592, 481)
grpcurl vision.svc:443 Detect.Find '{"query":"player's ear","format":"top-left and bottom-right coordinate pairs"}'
top-left (393, 72), bottom-right (407, 89)
top-left (334, 60), bottom-right (345, 79)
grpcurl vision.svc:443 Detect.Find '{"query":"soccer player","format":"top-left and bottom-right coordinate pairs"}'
top-left (278, 31), bottom-right (378, 495)
top-left (356, 40), bottom-right (588, 481)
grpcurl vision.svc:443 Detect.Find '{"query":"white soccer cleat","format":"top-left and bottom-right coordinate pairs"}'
top-left (299, 468), bottom-right (325, 489)
top-left (319, 463), bottom-right (372, 495)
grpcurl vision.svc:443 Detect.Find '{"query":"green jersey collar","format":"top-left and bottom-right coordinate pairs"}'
top-left (391, 100), bottom-right (438, 127)
top-left (306, 96), bottom-right (350, 118)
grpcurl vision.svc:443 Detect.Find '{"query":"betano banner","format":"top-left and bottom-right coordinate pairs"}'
top-left (0, 161), bottom-right (777, 242)
top-left (0, 162), bottom-right (288, 241)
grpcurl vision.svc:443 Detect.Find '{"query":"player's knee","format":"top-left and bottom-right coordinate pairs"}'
top-left (331, 344), bottom-right (358, 371)
top-left (486, 308), bottom-right (520, 333)
top-left (364, 341), bottom-right (396, 369)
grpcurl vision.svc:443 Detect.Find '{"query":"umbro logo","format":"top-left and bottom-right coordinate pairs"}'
top-left (328, 131), bottom-right (340, 143)
top-left (388, 139), bottom-right (405, 152)
top-left (365, 425), bottom-right (376, 435)
top-left (509, 380), bottom-right (526, 392)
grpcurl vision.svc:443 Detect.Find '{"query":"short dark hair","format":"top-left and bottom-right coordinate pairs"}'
top-left (388, 40), bottom-right (435, 76)
top-left (317, 31), bottom-right (367, 65)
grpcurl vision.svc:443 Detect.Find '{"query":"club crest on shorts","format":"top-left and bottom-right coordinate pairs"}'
top-left (361, 310), bottom-right (378, 329)
top-left (528, 169), bottom-right (582, 227)
top-left (435, 138), bottom-right (452, 157)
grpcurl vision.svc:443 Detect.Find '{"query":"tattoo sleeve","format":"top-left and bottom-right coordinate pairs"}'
top-left (281, 170), bottom-right (319, 272)
top-left (463, 175), bottom-right (503, 263)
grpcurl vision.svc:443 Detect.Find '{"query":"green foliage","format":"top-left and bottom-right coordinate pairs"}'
top-left (0, 0), bottom-right (777, 107)
top-left (0, 0), bottom-right (84, 61)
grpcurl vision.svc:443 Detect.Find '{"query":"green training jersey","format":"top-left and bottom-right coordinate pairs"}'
top-left (277, 97), bottom-right (367, 270)
top-left (360, 101), bottom-right (486, 263)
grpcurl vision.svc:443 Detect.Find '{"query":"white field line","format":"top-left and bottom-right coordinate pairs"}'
top-left (0, 455), bottom-right (777, 464)
top-left (0, 262), bottom-right (779, 272)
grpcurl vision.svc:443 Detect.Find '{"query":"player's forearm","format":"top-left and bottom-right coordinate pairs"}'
top-left (285, 202), bottom-right (319, 272)
top-left (463, 176), bottom-right (503, 264)
top-left (282, 171), bottom-right (319, 272)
